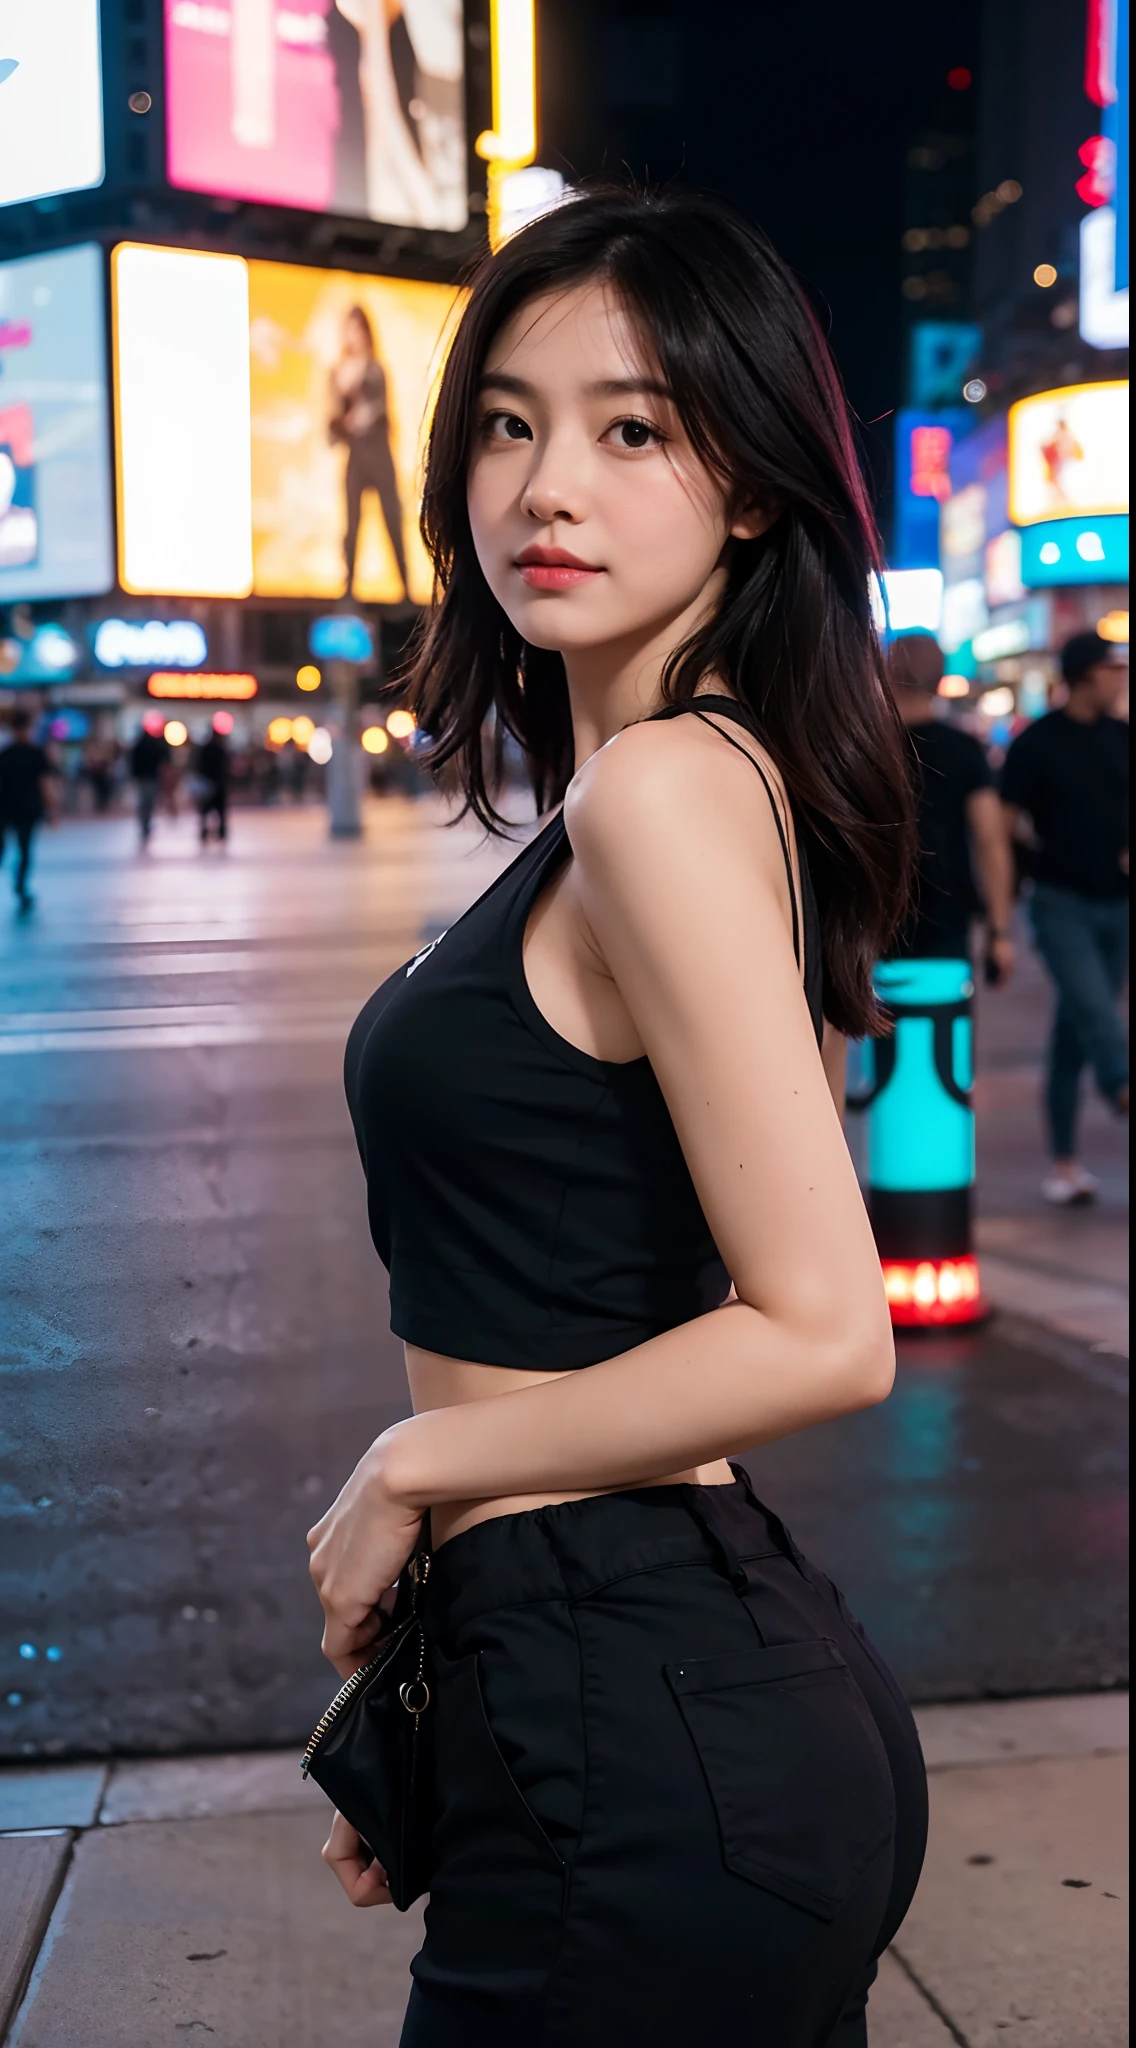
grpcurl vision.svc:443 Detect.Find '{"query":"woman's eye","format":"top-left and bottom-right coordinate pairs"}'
top-left (484, 411), bottom-right (532, 442)
top-left (606, 417), bottom-right (661, 451)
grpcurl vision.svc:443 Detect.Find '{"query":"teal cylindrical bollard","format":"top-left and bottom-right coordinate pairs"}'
top-left (862, 957), bottom-right (986, 1327)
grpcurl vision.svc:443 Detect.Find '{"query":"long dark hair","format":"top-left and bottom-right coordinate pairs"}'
top-left (409, 184), bottom-right (914, 1036)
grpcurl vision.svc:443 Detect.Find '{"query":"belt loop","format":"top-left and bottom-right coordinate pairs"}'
top-left (727, 1462), bottom-right (811, 1580)
top-left (685, 1478), bottom-right (772, 1645)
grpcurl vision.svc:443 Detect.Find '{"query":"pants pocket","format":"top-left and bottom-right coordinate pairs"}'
top-left (665, 1637), bottom-right (895, 1921)
top-left (434, 1648), bottom-right (565, 1875)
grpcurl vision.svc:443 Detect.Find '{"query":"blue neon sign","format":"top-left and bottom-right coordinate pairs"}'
top-left (1019, 514), bottom-right (1129, 587)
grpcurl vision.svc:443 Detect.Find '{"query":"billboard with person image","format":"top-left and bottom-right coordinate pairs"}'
top-left (247, 260), bottom-right (460, 604)
top-left (165, 0), bottom-right (467, 232)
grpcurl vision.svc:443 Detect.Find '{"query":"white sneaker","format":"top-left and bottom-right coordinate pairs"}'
top-left (1042, 1168), bottom-right (1101, 1207)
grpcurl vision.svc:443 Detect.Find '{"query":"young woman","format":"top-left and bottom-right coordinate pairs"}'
top-left (309, 186), bottom-right (927, 2048)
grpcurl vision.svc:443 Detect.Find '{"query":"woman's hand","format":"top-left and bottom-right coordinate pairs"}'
top-left (322, 1810), bottom-right (393, 1908)
top-left (306, 1439), bottom-right (423, 1674)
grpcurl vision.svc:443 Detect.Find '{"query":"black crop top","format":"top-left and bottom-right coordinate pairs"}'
top-left (344, 698), bottom-right (824, 1370)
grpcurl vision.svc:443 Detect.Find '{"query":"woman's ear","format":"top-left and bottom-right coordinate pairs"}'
top-left (730, 500), bottom-right (780, 542)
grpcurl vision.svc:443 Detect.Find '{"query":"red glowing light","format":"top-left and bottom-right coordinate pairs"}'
top-left (1084, 0), bottom-right (1118, 106)
top-left (212, 710), bottom-right (235, 735)
top-left (909, 424), bottom-right (954, 501)
top-left (946, 66), bottom-right (972, 90)
top-left (1075, 135), bottom-right (1116, 207)
top-left (141, 710), bottom-right (167, 736)
top-left (882, 1256), bottom-right (986, 1328)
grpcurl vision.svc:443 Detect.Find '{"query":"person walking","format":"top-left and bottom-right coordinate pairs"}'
top-left (886, 631), bottom-right (1016, 976)
top-left (191, 726), bottom-right (230, 843)
top-left (1002, 629), bottom-right (1129, 1204)
top-left (0, 708), bottom-right (56, 911)
top-left (129, 722), bottom-right (171, 847)
top-left (308, 186), bottom-right (927, 2048)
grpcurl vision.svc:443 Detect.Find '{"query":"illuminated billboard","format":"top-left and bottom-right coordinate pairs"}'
top-left (1008, 382), bottom-right (1129, 525)
top-left (113, 245), bottom-right (254, 598)
top-left (111, 244), bottom-right (457, 601)
top-left (164, 0), bottom-right (467, 231)
top-left (248, 260), bottom-right (458, 603)
top-left (0, 245), bottom-right (113, 602)
top-left (0, 1), bottom-right (104, 208)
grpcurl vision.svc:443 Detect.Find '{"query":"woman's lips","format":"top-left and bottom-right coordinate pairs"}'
top-left (514, 548), bottom-right (603, 591)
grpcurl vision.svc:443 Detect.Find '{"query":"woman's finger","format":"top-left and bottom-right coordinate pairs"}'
top-left (321, 1812), bottom-right (393, 1907)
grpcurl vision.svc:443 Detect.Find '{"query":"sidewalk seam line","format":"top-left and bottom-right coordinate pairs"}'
top-left (887, 1943), bottom-right (972, 2048)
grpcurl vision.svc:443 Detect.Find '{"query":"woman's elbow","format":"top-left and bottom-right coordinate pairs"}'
top-left (833, 1301), bottom-right (896, 1410)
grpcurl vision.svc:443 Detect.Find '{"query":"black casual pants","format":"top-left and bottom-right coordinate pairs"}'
top-left (402, 1468), bottom-right (928, 2048)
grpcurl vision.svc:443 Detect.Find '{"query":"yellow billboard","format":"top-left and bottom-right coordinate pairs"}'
top-left (1008, 381), bottom-right (1129, 527)
top-left (247, 261), bottom-right (462, 605)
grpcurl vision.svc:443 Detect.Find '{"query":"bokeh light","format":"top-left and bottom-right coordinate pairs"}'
top-left (266, 716), bottom-right (294, 747)
top-left (386, 709), bottom-right (417, 740)
top-left (291, 715), bottom-right (315, 747)
top-left (308, 727), bottom-right (333, 765)
top-left (164, 720), bottom-right (188, 747)
top-left (142, 710), bottom-right (166, 736)
top-left (1033, 263), bottom-right (1057, 287)
top-left (361, 725), bottom-right (390, 755)
top-left (212, 710), bottom-right (235, 735)
top-left (938, 674), bottom-right (970, 698)
top-left (980, 686), bottom-right (1015, 719)
top-left (296, 665), bottom-right (322, 692)
top-left (1097, 610), bottom-right (1129, 642)
top-left (946, 66), bottom-right (972, 90)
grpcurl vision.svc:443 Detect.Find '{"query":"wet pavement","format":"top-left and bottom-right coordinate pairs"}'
top-left (0, 800), bottom-right (1128, 1759)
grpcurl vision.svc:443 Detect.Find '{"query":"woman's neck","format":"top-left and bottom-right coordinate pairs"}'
top-left (562, 566), bottom-right (730, 767)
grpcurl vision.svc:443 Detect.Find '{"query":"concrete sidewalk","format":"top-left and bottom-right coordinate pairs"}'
top-left (1, 1694), bottom-right (1127, 2048)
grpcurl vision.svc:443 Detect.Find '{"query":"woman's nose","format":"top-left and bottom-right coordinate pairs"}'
top-left (519, 441), bottom-right (587, 525)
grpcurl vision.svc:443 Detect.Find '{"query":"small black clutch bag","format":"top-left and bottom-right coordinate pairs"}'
top-left (301, 1551), bottom-right (434, 1911)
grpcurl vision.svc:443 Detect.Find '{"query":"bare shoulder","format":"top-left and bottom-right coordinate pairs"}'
top-left (564, 709), bottom-right (791, 876)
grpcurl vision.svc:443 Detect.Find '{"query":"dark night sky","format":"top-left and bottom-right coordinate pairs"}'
top-left (539, 0), bottom-right (985, 501)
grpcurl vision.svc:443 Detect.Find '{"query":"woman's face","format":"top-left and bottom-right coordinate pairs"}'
top-left (344, 312), bottom-right (371, 356)
top-left (467, 281), bottom-right (765, 661)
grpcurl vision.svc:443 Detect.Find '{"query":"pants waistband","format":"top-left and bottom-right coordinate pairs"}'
top-left (421, 1465), bottom-right (804, 1636)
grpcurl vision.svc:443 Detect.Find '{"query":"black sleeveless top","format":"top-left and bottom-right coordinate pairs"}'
top-left (344, 699), bottom-right (824, 1370)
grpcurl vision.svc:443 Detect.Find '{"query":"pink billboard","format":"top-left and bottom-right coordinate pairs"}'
top-left (164, 0), bottom-right (467, 230)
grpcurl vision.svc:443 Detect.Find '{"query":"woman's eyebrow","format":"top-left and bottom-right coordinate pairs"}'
top-left (477, 371), bottom-right (674, 401)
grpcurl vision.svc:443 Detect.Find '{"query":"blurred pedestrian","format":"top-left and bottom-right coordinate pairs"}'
top-left (0, 707), bottom-right (56, 912)
top-left (1002, 630), bottom-right (1129, 1205)
top-left (886, 632), bottom-right (1016, 976)
top-left (129, 723), bottom-right (171, 847)
top-left (191, 727), bottom-right (230, 843)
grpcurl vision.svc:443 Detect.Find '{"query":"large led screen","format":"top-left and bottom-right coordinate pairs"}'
top-left (248, 260), bottom-right (459, 603)
top-left (165, 0), bottom-right (467, 232)
top-left (0, 245), bottom-right (114, 601)
top-left (0, 0), bottom-right (104, 208)
top-left (113, 245), bottom-right (254, 598)
top-left (1008, 381), bottom-right (1130, 526)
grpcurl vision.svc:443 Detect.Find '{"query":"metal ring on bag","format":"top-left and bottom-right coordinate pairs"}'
top-left (399, 1678), bottom-right (431, 1715)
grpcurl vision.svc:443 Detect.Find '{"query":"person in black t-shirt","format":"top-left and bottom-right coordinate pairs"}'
top-left (191, 730), bottom-right (230, 843)
top-left (886, 633), bottom-right (1016, 972)
top-left (0, 708), bottom-right (56, 911)
top-left (129, 726), bottom-right (172, 847)
top-left (1002, 629), bottom-right (1129, 1205)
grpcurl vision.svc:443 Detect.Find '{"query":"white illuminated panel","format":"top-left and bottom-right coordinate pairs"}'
top-left (113, 245), bottom-right (253, 597)
top-left (1080, 208), bottom-right (1130, 350)
top-left (870, 569), bottom-right (944, 635)
top-left (0, 1), bottom-right (104, 208)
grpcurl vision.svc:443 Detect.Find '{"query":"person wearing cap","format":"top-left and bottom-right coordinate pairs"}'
top-left (1001, 629), bottom-right (1129, 1205)
top-left (886, 632), bottom-right (1016, 975)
